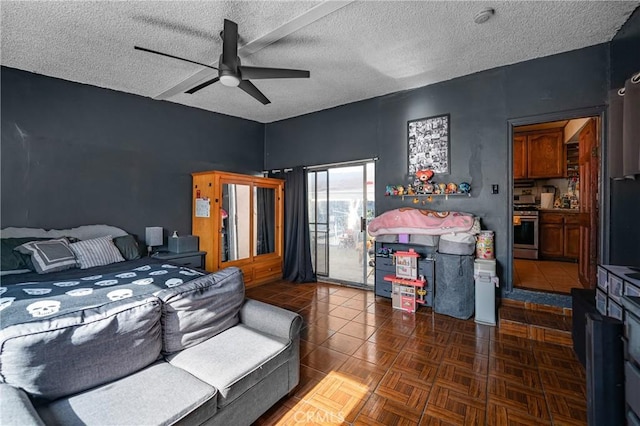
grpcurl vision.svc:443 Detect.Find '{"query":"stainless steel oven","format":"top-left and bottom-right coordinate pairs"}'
top-left (513, 210), bottom-right (539, 259)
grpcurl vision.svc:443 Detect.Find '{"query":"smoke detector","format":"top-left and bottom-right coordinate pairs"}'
top-left (474, 8), bottom-right (495, 24)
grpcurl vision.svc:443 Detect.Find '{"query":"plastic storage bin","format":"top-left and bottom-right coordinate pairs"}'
top-left (474, 258), bottom-right (498, 325)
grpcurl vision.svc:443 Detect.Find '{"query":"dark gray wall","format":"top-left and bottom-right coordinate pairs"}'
top-left (1, 67), bottom-right (264, 240)
top-left (609, 6), bottom-right (640, 267)
top-left (266, 44), bottom-right (610, 290)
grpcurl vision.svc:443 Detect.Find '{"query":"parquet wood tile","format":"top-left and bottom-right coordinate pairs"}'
top-left (447, 332), bottom-right (490, 356)
top-left (338, 321), bottom-right (377, 340)
top-left (498, 319), bottom-right (529, 339)
top-left (391, 351), bottom-right (440, 381)
top-left (336, 357), bottom-right (386, 392)
top-left (403, 336), bottom-right (448, 356)
top-left (375, 369), bottom-right (432, 409)
top-left (354, 393), bottom-right (424, 425)
top-left (329, 306), bottom-right (362, 321)
top-left (442, 346), bottom-right (489, 375)
top-left (488, 376), bottom-right (550, 420)
top-left (351, 341), bottom-right (400, 368)
top-left (538, 369), bottom-right (587, 398)
top-left (489, 358), bottom-right (544, 390)
top-left (312, 315), bottom-right (351, 333)
top-left (411, 328), bottom-right (451, 346)
top-left (489, 341), bottom-right (537, 365)
top-left (434, 364), bottom-right (488, 400)
top-left (544, 390), bottom-right (588, 425)
top-left (299, 324), bottom-right (335, 346)
top-left (301, 346), bottom-right (349, 373)
top-left (351, 311), bottom-right (389, 328)
top-left (367, 329), bottom-right (409, 352)
top-left (421, 383), bottom-right (486, 426)
top-left (251, 280), bottom-right (588, 426)
top-left (486, 401), bottom-right (552, 426)
top-left (302, 371), bottom-right (371, 423)
top-left (535, 352), bottom-right (586, 380)
top-left (321, 332), bottom-right (366, 356)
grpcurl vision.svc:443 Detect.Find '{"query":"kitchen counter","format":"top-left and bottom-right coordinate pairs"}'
top-left (539, 208), bottom-right (579, 213)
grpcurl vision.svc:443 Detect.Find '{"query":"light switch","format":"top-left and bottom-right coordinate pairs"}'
top-left (492, 184), bottom-right (499, 194)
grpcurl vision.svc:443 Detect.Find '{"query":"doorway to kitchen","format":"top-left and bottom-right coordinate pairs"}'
top-left (307, 161), bottom-right (375, 288)
top-left (511, 114), bottom-right (601, 294)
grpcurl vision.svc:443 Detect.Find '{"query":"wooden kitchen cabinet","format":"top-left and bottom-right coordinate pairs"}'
top-left (513, 135), bottom-right (527, 180)
top-left (514, 129), bottom-right (565, 179)
top-left (540, 211), bottom-right (579, 260)
top-left (540, 213), bottom-right (564, 258)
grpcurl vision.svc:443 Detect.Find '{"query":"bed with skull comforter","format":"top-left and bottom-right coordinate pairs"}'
top-left (0, 258), bottom-right (206, 329)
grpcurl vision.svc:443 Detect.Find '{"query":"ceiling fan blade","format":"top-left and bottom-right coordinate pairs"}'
top-left (238, 80), bottom-right (270, 105)
top-left (134, 46), bottom-right (218, 70)
top-left (221, 19), bottom-right (238, 70)
top-left (239, 66), bottom-right (310, 80)
top-left (185, 77), bottom-right (220, 94)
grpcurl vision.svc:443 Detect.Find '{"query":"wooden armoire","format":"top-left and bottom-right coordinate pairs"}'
top-left (191, 170), bottom-right (284, 288)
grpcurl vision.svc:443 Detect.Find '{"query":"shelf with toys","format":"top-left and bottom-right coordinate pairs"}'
top-left (385, 169), bottom-right (471, 204)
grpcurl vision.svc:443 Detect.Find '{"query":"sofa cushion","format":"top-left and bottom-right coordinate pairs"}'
top-left (155, 266), bottom-right (245, 354)
top-left (0, 296), bottom-right (162, 400)
top-left (167, 324), bottom-right (291, 408)
top-left (36, 361), bottom-right (218, 426)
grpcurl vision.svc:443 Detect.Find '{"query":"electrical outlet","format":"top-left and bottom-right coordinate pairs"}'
top-left (492, 184), bottom-right (499, 194)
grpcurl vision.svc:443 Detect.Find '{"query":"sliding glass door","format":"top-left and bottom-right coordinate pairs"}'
top-left (308, 162), bottom-right (375, 287)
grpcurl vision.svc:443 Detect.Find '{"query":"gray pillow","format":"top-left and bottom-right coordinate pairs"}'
top-left (69, 236), bottom-right (125, 269)
top-left (14, 238), bottom-right (77, 274)
top-left (113, 234), bottom-right (142, 260)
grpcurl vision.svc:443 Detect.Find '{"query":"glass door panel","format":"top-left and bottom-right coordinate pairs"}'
top-left (308, 162), bottom-right (375, 287)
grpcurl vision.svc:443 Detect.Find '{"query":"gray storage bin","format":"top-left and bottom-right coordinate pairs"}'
top-left (438, 233), bottom-right (475, 255)
top-left (434, 253), bottom-right (475, 319)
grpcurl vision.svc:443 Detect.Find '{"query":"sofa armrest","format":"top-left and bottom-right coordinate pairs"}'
top-left (0, 384), bottom-right (45, 426)
top-left (239, 299), bottom-right (302, 341)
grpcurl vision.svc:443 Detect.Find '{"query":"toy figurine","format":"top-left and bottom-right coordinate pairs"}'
top-left (415, 169), bottom-right (434, 184)
top-left (396, 185), bottom-right (405, 195)
top-left (424, 183), bottom-right (434, 194)
top-left (446, 182), bottom-right (458, 194)
top-left (438, 183), bottom-right (447, 194)
top-left (385, 185), bottom-right (395, 196)
top-left (458, 182), bottom-right (471, 193)
top-left (406, 184), bottom-right (415, 195)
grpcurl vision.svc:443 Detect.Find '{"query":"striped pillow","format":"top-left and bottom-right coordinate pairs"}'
top-left (69, 236), bottom-right (125, 269)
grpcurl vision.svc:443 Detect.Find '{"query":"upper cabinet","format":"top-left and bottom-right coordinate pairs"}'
top-left (513, 134), bottom-right (527, 180)
top-left (191, 170), bottom-right (284, 288)
top-left (514, 129), bottom-right (565, 179)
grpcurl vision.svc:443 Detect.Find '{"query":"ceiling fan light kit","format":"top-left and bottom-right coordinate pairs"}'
top-left (136, 18), bottom-right (310, 104)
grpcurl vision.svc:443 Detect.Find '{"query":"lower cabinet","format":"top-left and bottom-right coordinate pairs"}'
top-left (374, 242), bottom-right (435, 307)
top-left (540, 212), bottom-right (579, 261)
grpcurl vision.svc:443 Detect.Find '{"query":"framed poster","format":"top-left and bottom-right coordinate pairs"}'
top-left (407, 113), bottom-right (450, 175)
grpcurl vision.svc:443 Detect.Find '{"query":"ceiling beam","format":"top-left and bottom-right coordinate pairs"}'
top-left (154, 0), bottom-right (354, 100)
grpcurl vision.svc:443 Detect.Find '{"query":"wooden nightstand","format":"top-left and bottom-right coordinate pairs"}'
top-left (151, 251), bottom-right (206, 269)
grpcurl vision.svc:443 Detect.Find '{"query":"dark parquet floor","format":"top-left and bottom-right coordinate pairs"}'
top-left (249, 280), bottom-right (586, 425)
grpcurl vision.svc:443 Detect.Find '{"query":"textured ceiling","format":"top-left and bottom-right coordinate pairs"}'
top-left (1, 1), bottom-right (638, 123)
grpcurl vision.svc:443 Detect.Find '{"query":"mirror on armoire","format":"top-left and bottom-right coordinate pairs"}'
top-left (254, 186), bottom-right (276, 256)
top-left (221, 183), bottom-right (251, 262)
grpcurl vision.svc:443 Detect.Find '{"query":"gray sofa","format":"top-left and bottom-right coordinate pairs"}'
top-left (0, 266), bottom-right (302, 425)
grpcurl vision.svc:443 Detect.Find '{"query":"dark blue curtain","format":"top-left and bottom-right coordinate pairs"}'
top-left (282, 167), bottom-right (316, 282)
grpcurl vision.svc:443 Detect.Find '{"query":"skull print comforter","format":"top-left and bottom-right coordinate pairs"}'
top-left (0, 258), bottom-right (206, 328)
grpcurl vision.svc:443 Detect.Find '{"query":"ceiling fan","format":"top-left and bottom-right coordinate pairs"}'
top-left (135, 19), bottom-right (310, 105)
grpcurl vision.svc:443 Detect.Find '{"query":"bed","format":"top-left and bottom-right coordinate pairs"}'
top-left (0, 225), bottom-right (207, 329)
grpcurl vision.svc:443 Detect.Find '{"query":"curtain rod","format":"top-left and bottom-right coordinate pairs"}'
top-left (265, 157), bottom-right (378, 174)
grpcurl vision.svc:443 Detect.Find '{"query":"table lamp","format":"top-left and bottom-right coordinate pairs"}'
top-left (145, 227), bottom-right (163, 256)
